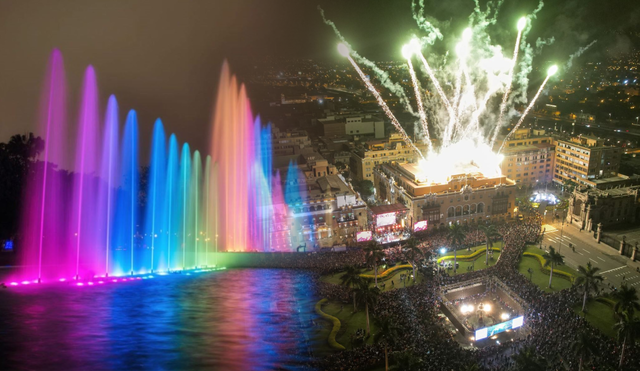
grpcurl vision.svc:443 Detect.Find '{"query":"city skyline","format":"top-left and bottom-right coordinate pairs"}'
top-left (1, 0), bottom-right (639, 154)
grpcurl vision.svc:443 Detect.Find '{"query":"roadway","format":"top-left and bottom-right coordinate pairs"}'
top-left (538, 220), bottom-right (640, 291)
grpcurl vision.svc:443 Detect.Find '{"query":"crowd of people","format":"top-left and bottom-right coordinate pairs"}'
top-left (229, 214), bottom-right (638, 370)
top-left (302, 214), bottom-right (639, 370)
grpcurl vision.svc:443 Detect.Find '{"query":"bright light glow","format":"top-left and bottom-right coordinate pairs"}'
top-left (401, 44), bottom-right (413, 59)
top-left (76, 282), bottom-right (84, 286)
top-left (547, 65), bottom-right (558, 76)
top-left (440, 247), bottom-right (447, 254)
top-left (21, 281), bottom-right (30, 285)
top-left (483, 303), bottom-right (492, 313)
top-left (501, 313), bottom-right (510, 320)
top-left (460, 304), bottom-right (475, 314)
top-left (530, 192), bottom-right (559, 205)
top-left (517, 17), bottom-right (527, 31)
top-left (462, 27), bottom-right (473, 42)
top-left (337, 43), bottom-right (350, 57)
top-left (415, 139), bottom-right (503, 184)
top-left (10, 282), bottom-right (18, 286)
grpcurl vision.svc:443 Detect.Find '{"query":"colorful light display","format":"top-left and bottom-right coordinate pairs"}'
top-left (13, 52), bottom-right (296, 284)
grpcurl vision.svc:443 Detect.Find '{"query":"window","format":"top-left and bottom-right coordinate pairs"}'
top-left (477, 203), bottom-right (484, 213)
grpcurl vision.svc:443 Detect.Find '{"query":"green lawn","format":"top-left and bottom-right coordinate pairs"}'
top-left (316, 300), bottom-right (379, 354)
top-left (320, 267), bottom-right (422, 291)
top-left (440, 252), bottom-right (501, 276)
top-left (573, 300), bottom-right (619, 338)
top-left (440, 241), bottom-right (504, 258)
top-left (517, 255), bottom-right (575, 293)
top-left (573, 297), bottom-right (640, 340)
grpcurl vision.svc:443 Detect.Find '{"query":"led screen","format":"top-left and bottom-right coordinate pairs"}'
top-left (413, 220), bottom-right (428, 232)
top-left (475, 316), bottom-right (524, 340)
top-left (376, 212), bottom-right (396, 227)
top-left (356, 231), bottom-right (373, 242)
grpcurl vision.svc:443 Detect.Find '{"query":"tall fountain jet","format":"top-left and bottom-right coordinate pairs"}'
top-left (12, 50), bottom-right (294, 285)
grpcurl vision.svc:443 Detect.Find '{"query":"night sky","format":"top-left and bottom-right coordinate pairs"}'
top-left (1, 0), bottom-right (638, 154)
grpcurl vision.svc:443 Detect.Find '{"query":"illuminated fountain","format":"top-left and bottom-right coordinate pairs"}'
top-left (12, 52), bottom-right (294, 285)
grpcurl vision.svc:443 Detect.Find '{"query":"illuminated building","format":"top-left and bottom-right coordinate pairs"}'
top-left (350, 133), bottom-right (429, 182)
top-left (567, 185), bottom-right (640, 231)
top-left (499, 128), bottom-right (555, 187)
top-left (373, 162), bottom-right (516, 230)
top-left (553, 135), bottom-right (622, 187)
top-left (275, 151), bottom-right (368, 249)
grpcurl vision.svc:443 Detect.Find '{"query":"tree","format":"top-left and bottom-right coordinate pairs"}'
top-left (447, 223), bottom-right (466, 274)
top-left (374, 317), bottom-right (400, 371)
top-left (390, 351), bottom-right (422, 371)
top-left (354, 179), bottom-right (374, 199)
top-left (570, 331), bottom-right (597, 371)
top-left (614, 310), bottom-right (640, 369)
top-left (542, 246), bottom-right (565, 288)
top-left (339, 265), bottom-right (363, 313)
top-left (512, 346), bottom-right (548, 371)
top-left (478, 223), bottom-right (500, 266)
top-left (462, 363), bottom-right (481, 371)
top-left (575, 262), bottom-right (603, 312)
top-left (0, 133), bottom-right (44, 240)
top-left (356, 281), bottom-right (380, 336)
top-left (404, 237), bottom-right (423, 282)
top-left (612, 284), bottom-right (640, 317)
top-left (364, 241), bottom-right (386, 288)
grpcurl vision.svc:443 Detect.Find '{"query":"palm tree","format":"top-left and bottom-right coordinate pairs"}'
top-left (478, 223), bottom-right (500, 266)
top-left (390, 351), bottom-right (422, 371)
top-left (364, 241), bottom-right (386, 288)
top-left (447, 223), bottom-right (466, 274)
top-left (614, 310), bottom-right (640, 369)
top-left (356, 280), bottom-right (381, 336)
top-left (575, 262), bottom-right (603, 312)
top-left (374, 318), bottom-right (400, 371)
top-left (612, 284), bottom-right (640, 317)
top-left (340, 265), bottom-right (363, 312)
top-left (404, 237), bottom-right (423, 283)
top-left (512, 346), bottom-right (547, 371)
top-left (542, 246), bottom-right (565, 288)
top-left (570, 331), bottom-right (597, 371)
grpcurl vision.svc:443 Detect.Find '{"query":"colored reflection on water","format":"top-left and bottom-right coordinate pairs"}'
top-left (0, 269), bottom-right (318, 371)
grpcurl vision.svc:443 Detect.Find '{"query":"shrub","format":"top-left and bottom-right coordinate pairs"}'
top-left (315, 298), bottom-right (345, 350)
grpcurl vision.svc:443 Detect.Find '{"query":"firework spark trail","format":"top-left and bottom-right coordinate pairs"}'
top-left (407, 58), bottom-right (432, 153)
top-left (491, 27), bottom-right (524, 147)
top-left (416, 51), bottom-right (453, 117)
top-left (347, 55), bottom-right (425, 160)
top-left (319, 6), bottom-right (417, 116)
top-left (498, 74), bottom-right (551, 153)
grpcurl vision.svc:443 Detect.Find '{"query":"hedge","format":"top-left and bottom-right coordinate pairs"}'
top-left (359, 264), bottom-right (412, 280)
top-left (437, 247), bottom-right (501, 263)
top-left (315, 298), bottom-right (345, 350)
top-left (522, 252), bottom-right (575, 282)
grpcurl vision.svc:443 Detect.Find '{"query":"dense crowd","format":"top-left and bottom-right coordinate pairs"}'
top-left (302, 215), bottom-right (639, 370)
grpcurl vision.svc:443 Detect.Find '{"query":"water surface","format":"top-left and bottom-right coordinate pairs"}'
top-left (0, 269), bottom-right (318, 371)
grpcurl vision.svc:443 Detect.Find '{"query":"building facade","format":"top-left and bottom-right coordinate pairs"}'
top-left (553, 136), bottom-right (622, 187)
top-left (350, 133), bottom-right (428, 182)
top-left (566, 185), bottom-right (640, 231)
top-left (318, 113), bottom-right (385, 139)
top-left (373, 162), bottom-right (517, 230)
top-left (271, 127), bottom-right (312, 156)
top-left (499, 129), bottom-right (555, 188)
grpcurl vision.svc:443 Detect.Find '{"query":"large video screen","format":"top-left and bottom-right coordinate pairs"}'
top-left (475, 316), bottom-right (524, 340)
top-left (376, 212), bottom-right (396, 227)
top-left (413, 220), bottom-right (428, 232)
top-left (356, 231), bottom-right (373, 242)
